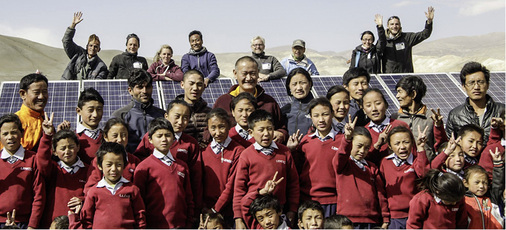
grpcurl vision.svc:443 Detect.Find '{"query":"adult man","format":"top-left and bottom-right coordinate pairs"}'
top-left (446, 62), bottom-right (504, 145)
top-left (181, 30), bottom-right (220, 87)
top-left (250, 36), bottom-right (286, 82)
top-left (175, 69), bottom-right (211, 148)
top-left (342, 67), bottom-right (370, 126)
top-left (112, 69), bottom-right (165, 152)
top-left (382, 6), bottom-right (434, 73)
top-left (214, 56), bottom-right (287, 142)
top-left (281, 39), bottom-right (319, 76)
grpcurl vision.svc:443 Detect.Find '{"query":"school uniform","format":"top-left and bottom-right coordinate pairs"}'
top-left (70, 177), bottom-right (146, 229)
top-left (134, 149), bottom-right (194, 228)
top-left (407, 191), bottom-right (468, 229)
top-left (0, 147), bottom-right (44, 228)
top-left (36, 133), bottom-right (88, 228)
top-left (479, 126), bottom-right (505, 180)
top-left (202, 137), bottom-right (244, 217)
top-left (229, 124), bottom-right (255, 148)
top-left (365, 117), bottom-right (409, 166)
top-left (332, 138), bottom-right (390, 224)
top-left (75, 122), bottom-right (102, 165)
top-left (233, 142), bottom-right (300, 228)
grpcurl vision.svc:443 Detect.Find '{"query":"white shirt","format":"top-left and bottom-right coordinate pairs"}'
top-left (211, 137), bottom-right (232, 154)
top-left (1, 146), bottom-right (25, 162)
top-left (57, 157), bottom-right (85, 174)
top-left (369, 117), bottom-right (391, 133)
top-left (309, 127), bottom-right (338, 142)
top-left (385, 153), bottom-right (414, 167)
top-left (76, 122), bottom-right (101, 139)
top-left (96, 177), bottom-right (130, 195)
top-left (235, 124), bottom-right (252, 140)
top-left (153, 148), bottom-right (175, 166)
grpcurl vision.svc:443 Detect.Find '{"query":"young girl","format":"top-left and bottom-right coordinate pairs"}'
top-left (326, 85), bottom-right (350, 133)
top-left (379, 125), bottom-right (429, 229)
top-left (229, 92), bottom-right (257, 148)
top-left (84, 118), bottom-right (141, 194)
top-left (332, 117), bottom-right (389, 228)
top-left (202, 108), bottom-right (245, 221)
top-left (407, 169), bottom-right (467, 229)
top-left (431, 134), bottom-right (466, 180)
top-left (361, 88), bottom-right (409, 166)
top-left (463, 162), bottom-right (504, 229)
top-left (37, 112), bottom-right (88, 228)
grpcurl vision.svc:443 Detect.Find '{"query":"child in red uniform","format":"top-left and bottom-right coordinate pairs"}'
top-left (234, 110), bottom-right (299, 229)
top-left (332, 119), bottom-right (389, 229)
top-left (379, 125), bottom-right (429, 229)
top-left (361, 88), bottom-right (409, 166)
top-left (458, 124), bottom-right (485, 167)
top-left (84, 118), bottom-right (140, 194)
top-left (463, 164), bottom-right (504, 229)
top-left (37, 113), bottom-right (88, 228)
top-left (406, 169), bottom-right (467, 229)
top-left (69, 142), bottom-right (146, 229)
top-left (229, 92), bottom-right (257, 148)
top-left (75, 87), bottom-right (104, 165)
top-left (287, 97), bottom-right (341, 217)
top-left (249, 194), bottom-right (290, 230)
top-left (202, 108), bottom-right (245, 220)
top-left (134, 118), bottom-right (194, 228)
top-left (479, 116), bottom-right (505, 179)
top-left (0, 114), bottom-right (44, 229)
top-left (326, 85), bottom-right (350, 134)
top-left (431, 134), bottom-right (466, 179)
top-left (297, 200), bottom-right (325, 229)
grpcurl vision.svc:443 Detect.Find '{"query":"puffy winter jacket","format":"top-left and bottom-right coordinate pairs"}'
top-left (181, 47), bottom-right (220, 82)
top-left (107, 52), bottom-right (148, 79)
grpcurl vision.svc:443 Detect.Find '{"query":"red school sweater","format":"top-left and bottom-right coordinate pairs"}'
top-left (365, 118), bottom-right (409, 166)
top-left (229, 126), bottom-right (255, 148)
top-left (0, 149), bottom-right (44, 228)
top-left (36, 134), bottom-right (88, 228)
top-left (295, 133), bottom-right (343, 204)
top-left (479, 126), bottom-right (504, 180)
top-left (72, 183), bottom-right (146, 229)
top-left (379, 150), bottom-right (429, 219)
top-left (201, 139), bottom-right (244, 217)
top-left (76, 131), bottom-right (102, 165)
top-left (233, 144), bottom-right (300, 222)
top-left (84, 152), bottom-right (140, 194)
top-left (407, 191), bottom-right (467, 229)
top-left (133, 155), bottom-right (194, 229)
top-left (332, 138), bottom-right (390, 224)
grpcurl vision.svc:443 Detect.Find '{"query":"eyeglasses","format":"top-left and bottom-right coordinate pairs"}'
top-left (465, 80), bottom-right (487, 87)
top-left (252, 44), bottom-right (264, 47)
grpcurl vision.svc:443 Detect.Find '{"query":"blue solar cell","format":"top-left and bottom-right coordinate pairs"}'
top-left (450, 72), bottom-right (505, 104)
top-left (159, 78), bottom-right (234, 108)
top-left (312, 75), bottom-right (343, 97)
top-left (258, 78), bottom-right (292, 108)
top-left (369, 75), bottom-right (399, 117)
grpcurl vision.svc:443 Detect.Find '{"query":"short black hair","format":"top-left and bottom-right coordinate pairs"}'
top-left (342, 67), bottom-right (370, 86)
top-left (19, 73), bottom-right (48, 91)
top-left (148, 117), bottom-right (174, 138)
top-left (126, 33), bottom-right (140, 46)
top-left (386, 126), bottom-right (415, 147)
top-left (247, 109), bottom-right (273, 130)
top-left (326, 85), bottom-right (349, 101)
top-left (51, 215), bottom-right (69, 229)
top-left (96, 142), bottom-right (128, 167)
top-left (127, 69), bottom-right (152, 89)
top-left (0, 113), bottom-right (24, 134)
top-left (297, 200), bottom-right (324, 220)
top-left (360, 30), bottom-right (375, 42)
top-left (360, 88), bottom-right (389, 109)
top-left (307, 97), bottom-right (333, 115)
top-left (167, 99), bottom-right (192, 116)
top-left (249, 194), bottom-right (281, 217)
top-left (235, 56), bottom-right (259, 70)
top-left (206, 108), bottom-right (231, 127)
top-left (103, 117), bottom-right (129, 139)
top-left (52, 130), bottom-right (79, 152)
top-left (189, 30), bottom-right (203, 40)
top-left (396, 75), bottom-right (427, 104)
top-left (460, 61), bottom-right (490, 85)
top-left (324, 215), bottom-right (353, 229)
top-left (231, 92), bottom-right (257, 111)
top-left (183, 69), bottom-right (205, 81)
top-left (77, 87), bottom-right (104, 109)
top-left (352, 126), bottom-right (372, 142)
top-left (285, 68), bottom-right (313, 96)
top-left (417, 169), bottom-right (466, 204)
top-left (201, 211), bottom-right (227, 229)
top-left (457, 124), bottom-right (484, 140)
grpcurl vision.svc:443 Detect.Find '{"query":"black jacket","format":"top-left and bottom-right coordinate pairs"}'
top-left (107, 52), bottom-right (148, 79)
top-left (349, 25), bottom-right (386, 74)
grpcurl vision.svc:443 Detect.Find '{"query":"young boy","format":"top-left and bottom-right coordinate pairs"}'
top-left (0, 114), bottom-right (44, 229)
top-left (342, 67), bottom-right (370, 126)
top-left (326, 85), bottom-right (350, 133)
top-left (229, 92), bottom-right (257, 148)
top-left (233, 110), bottom-right (299, 229)
top-left (297, 200), bottom-right (325, 229)
top-left (75, 87), bottom-right (104, 165)
top-left (69, 142), bottom-right (146, 229)
top-left (134, 118), bottom-right (194, 228)
top-left (457, 124), bottom-right (485, 167)
top-left (324, 215), bottom-right (353, 229)
top-left (249, 194), bottom-right (290, 230)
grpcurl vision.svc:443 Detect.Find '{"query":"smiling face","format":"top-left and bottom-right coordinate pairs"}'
top-left (464, 172), bottom-right (489, 197)
top-left (126, 37), bottom-right (139, 54)
top-left (181, 73), bottom-right (205, 103)
top-left (396, 87), bottom-right (415, 109)
top-left (0, 122), bottom-right (22, 154)
top-left (289, 73), bottom-right (311, 100)
top-left (159, 48), bottom-right (173, 65)
top-left (189, 34), bottom-right (203, 51)
top-left (351, 134), bottom-right (371, 161)
top-left (255, 208), bottom-right (281, 229)
top-left (251, 39), bottom-right (265, 54)
top-left (345, 76), bottom-right (368, 101)
top-left (361, 34), bottom-right (374, 50)
top-left (310, 105), bottom-right (333, 137)
top-left (329, 91), bottom-right (350, 122)
top-left (234, 60), bottom-right (259, 94)
top-left (292, 46), bottom-right (305, 60)
top-left (54, 138), bottom-right (79, 166)
top-left (362, 91), bottom-right (387, 123)
top-left (232, 99), bottom-right (255, 129)
top-left (149, 128), bottom-right (175, 154)
top-left (445, 146), bottom-right (465, 171)
top-left (98, 152), bottom-right (125, 185)
top-left (298, 209), bottom-right (324, 230)
top-left (128, 82), bottom-right (153, 104)
top-left (388, 18), bottom-right (401, 36)
top-left (104, 124), bottom-right (128, 148)
top-left (20, 80), bottom-right (48, 112)
top-left (458, 131), bottom-right (483, 158)
top-left (87, 40), bottom-right (100, 57)
top-left (76, 100), bottom-right (104, 130)
top-left (208, 116), bottom-right (230, 144)
top-left (165, 104), bottom-right (190, 133)
top-left (388, 132), bottom-right (413, 160)
top-left (462, 71), bottom-right (489, 102)
top-left (249, 120), bottom-right (274, 148)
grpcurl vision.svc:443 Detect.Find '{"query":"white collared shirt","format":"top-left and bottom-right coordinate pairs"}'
top-left (96, 177), bottom-right (130, 195)
top-left (253, 141), bottom-right (278, 155)
top-left (1, 146), bottom-right (25, 162)
top-left (332, 118), bottom-right (346, 134)
top-left (309, 127), bottom-right (338, 142)
top-left (153, 148), bottom-right (175, 166)
top-left (369, 117), bottom-right (391, 133)
top-left (350, 155), bottom-right (368, 171)
top-left (76, 122), bottom-right (101, 139)
top-left (57, 157), bottom-right (85, 174)
top-left (235, 124), bottom-right (252, 140)
top-left (174, 132), bottom-right (182, 141)
top-left (211, 137), bottom-right (232, 154)
top-left (385, 153), bottom-right (414, 167)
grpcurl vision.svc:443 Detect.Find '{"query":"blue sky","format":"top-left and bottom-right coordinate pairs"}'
top-left (0, 0), bottom-right (504, 56)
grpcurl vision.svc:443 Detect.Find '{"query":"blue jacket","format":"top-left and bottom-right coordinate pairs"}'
top-left (181, 47), bottom-right (220, 81)
top-left (281, 94), bottom-right (314, 136)
top-left (281, 55), bottom-right (319, 76)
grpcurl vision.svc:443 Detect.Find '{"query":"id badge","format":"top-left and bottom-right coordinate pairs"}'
top-left (395, 42), bottom-right (405, 50)
top-left (262, 63), bottom-right (271, 70)
top-left (133, 62), bottom-right (143, 69)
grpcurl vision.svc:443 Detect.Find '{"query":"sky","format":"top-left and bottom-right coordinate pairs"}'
top-left (0, 0), bottom-right (504, 57)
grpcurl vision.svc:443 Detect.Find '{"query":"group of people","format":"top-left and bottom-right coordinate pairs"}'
top-left (1, 6), bottom-right (505, 230)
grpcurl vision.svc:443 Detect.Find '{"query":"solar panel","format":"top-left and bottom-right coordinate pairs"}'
top-left (0, 81), bottom-right (80, 129)
top-left (258, 78), bottom-right (292, 108)
top-left (450, 71), bottom-right (505, 104)
top-left (379, 73), bottom-right (468, 123)
top-left (159, 78), bottom-right (235, 108)
top-left (311, 75), bottom-right (343, 97)
top-left (82, 80), bottom-right (161, 127)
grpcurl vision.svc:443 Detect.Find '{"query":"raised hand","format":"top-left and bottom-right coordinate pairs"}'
top-left (344, 114), bottom-right (358, 141)
top-left (430, 108), bottom-right (444, 127)
top-left (444, 133), bottom-right (461, 155)
top-left (259, 171), bottom-right (284, 195)
top-left (374, 14), bottom-right (383, 27)
top-left (425, 6), bottom-right (435, 23)
top-left (198, 214), bottom-right (210, 230)
top-left (42, 112), bottom-right (55, 136)
top-left (57, 120), bottom-right (72, 132)
top-left (5, 209), bottom-right (16, 226)
top-left (490, 147), bottom-right (504, 162)
top-left (374, 124), bottom-right (392, 150)
top-left (416, 125), bottom-right (429, 151)
top-left (67, 197), bottom-right (82, 210)
top-left (70, 12), bottom-right (83, 29)
top-left (286, 129), bottom-right (303, 151)
top-left (491, 117), bottom-right (504, 130)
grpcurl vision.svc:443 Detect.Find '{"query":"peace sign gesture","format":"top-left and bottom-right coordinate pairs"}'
top-left (259, 171), bottom-right (284, 195)
top-left (416, 125), bottom-right (429, 151)
top-left (430, 108), bottom-right (444, 127)
top-left (374, 124), bottom-right (392, 150)
top-left (490, 147), bottom-right (504, 162)
top-left (443, 133), bottom-right (461, 155)
top-left (42, 112), bottom-right (55, 136)
top-left (344, 114), bottom-right (358, 141)
top-left (198, 214), bottom-right (210, 230)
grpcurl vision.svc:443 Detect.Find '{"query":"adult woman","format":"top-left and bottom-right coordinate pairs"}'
top-left (281, 68), bottom-right (314, 136)
top-left (349, 14), bottom-right (386, 74)
top-left (107, 33), bottom-right (148, 79)
top-left (147, 45), bottom-right (183, 81)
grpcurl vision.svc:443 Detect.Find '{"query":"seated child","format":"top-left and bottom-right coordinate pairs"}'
top-left (37, 113), bottom-right (88, 228)
top-left (49, 216), bottom-right (69, 229)
top-left (332, 120), bottom-right (389, 229)
top-left (463, 164), bottom-right (504, 229)
top-left (0, 114), bottom-right (44, 229)
top-left (69, 142), bottom-right (146, 228)
top-left (407, 169), bottom-right (467, 229)
top-left (297, 200), bottom-right (324, 229)
top-left (198, 212), bottom-right (227, 229)
top-left (323, 215), bottom-right (353, 229)
top-left (75, 87), bottom-right (104, 165)
top-left (229, 92), bottom-right (257, 148)
top-left (134, 118), bottom-right (194, 228)
top-left (233, 110), bottom-right (299, 229)
top-left (249, 194), bottom-right (290, 230)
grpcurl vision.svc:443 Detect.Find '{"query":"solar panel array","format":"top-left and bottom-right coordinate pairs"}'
top-left (450, 71), bottom-right (505, 104)
top-left (159, 78), bottom-right (235, 109)
top-left (258, 78), bottom-right (292, 108)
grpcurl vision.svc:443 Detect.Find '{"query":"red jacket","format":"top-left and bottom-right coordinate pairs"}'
top-left (229, 126), bottom-right (255, 148)
top-left (76, 131), bottom-right (102, 165)
top-left (407, 191), bottom-right (467, 229)
top-left (147, 60), bottom-right (183, 81)
top-left (84, 152), bottom-right (140, 194)
top-left (479, 126), bottom-right (505, 180)
top-left (365, 118), bottom-right (409, 166)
